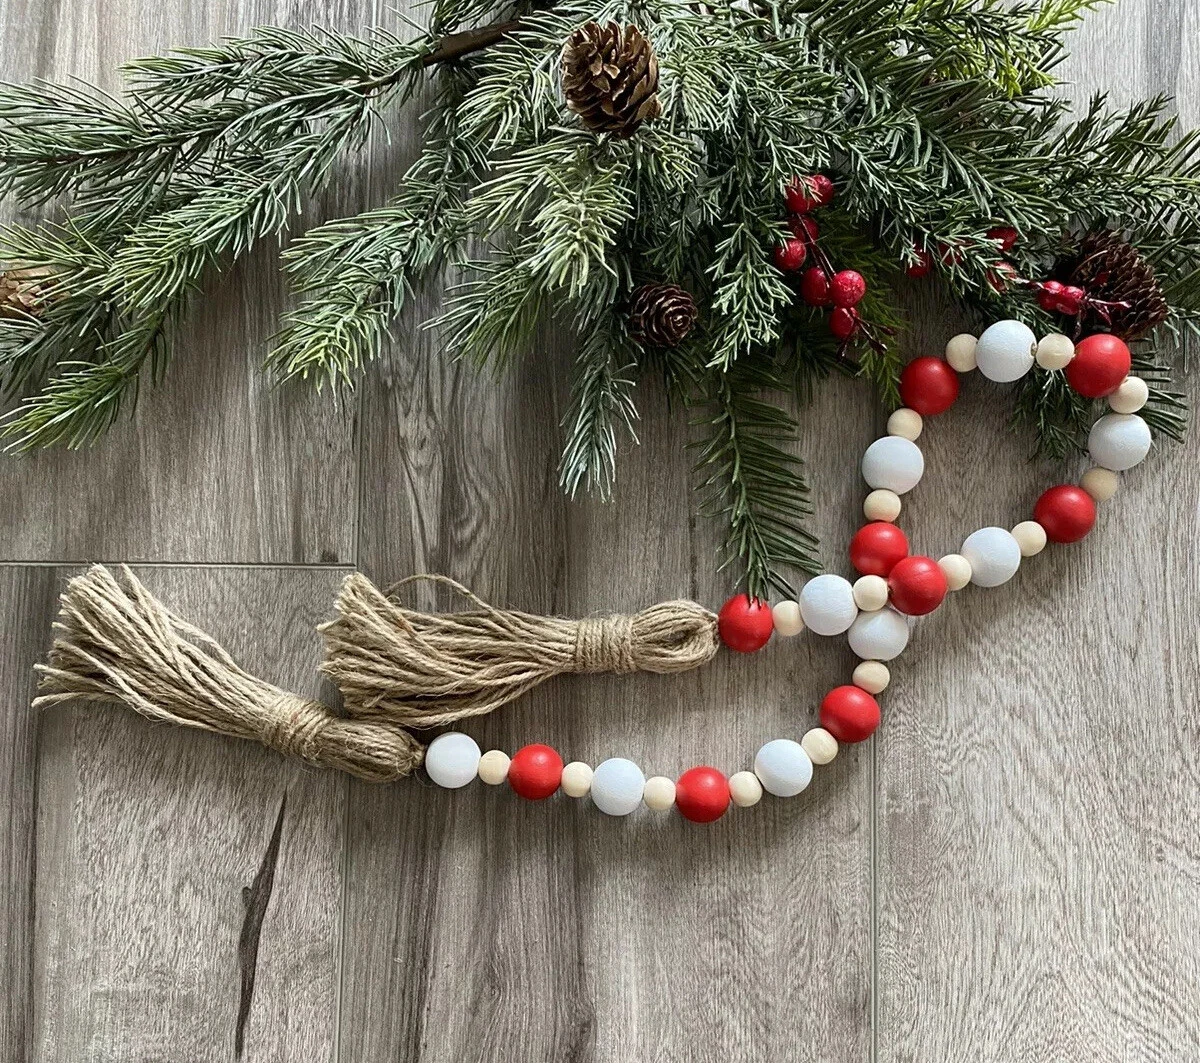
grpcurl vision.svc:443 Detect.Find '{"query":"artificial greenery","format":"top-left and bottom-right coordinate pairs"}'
top-left (1, 0), bottom-right (1197, 597)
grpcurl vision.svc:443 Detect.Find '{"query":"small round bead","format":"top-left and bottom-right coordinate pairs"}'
top-left (938, 553), bottom-right (973, 591)
top-left (887, 555), bottom-right (948, 616)
top-left (887, 407), bottom-right (923, 441)
top-left (850, 521), bottom-right (909, 577)
top-left (1033, 485), bottom-right (1096, 544)
top-left (424, 732), bottom-right (482, 789)
top-left (642, 776), bottom-right (677, 811)
top-left (862, 435), bottom-right (925, 494)
top-left (717, 594), bottom-right (774, 653)
top-left (847, 608), bottom-right (910, 661)
top-left (1066, 334), bottom-right (1131, 398)
top-left (801, 727), bottom-right (839, 765)
top-left (1035, 333), bottom-right (1075, 371)
top-left (1088, 413), bottom-right (1152, 471)
top-left (1081, 467), bottom-right (1119, 503)
top-left (798, 574), bottom-right (858, 636)
top-left (753, 739), bottom-right (814, 797)
top-left (508, 744), bottom-right (563, 800)
top-left (1010, 520), bottom-right (1047, 557)
top-left (1109, 375), bottom-right (1149, 414)
top-left (771, 599), bottom-right (805, 637)
top-left (945, 333), bottom-right (978, 372)
top-left (960, 527), bottom-right (1022, 587)
top-left (590, 758), bottom-right (645, 816)
top-left (852, 660), bottom-right (891, 695)
top-left (899, 357), bottom-right (959, 416)
top-left (675, 767), bottom-right (730, 823)
top-left (974, 320), bottom-right (1036, 383)
top-left (477, 749), bottom-right (511, 785)
top-left (853, 574), bottom-right (889, 612)
top-left (863, 489), bottom-right (902, 523)
top-left (729, 770), bottom-right (764, 807)
top-left (819, 686), bottom-right (881, 744)
top-left (561, 761), bottom-right (594, 798)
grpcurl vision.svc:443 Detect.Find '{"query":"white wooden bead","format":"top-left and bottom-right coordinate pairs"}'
top-left (729, 771), bottom-right (763, 807)
top-left (801, 728), bottom-right (839, 765)
top-left (975, 320), bottom-right (1036, 383)
top-left (852, 660), bottom-right (890, 695)
top-left (960, 527), bottom-right (1022, 587)
top-left (852, 574), bottom-right (889, 612)
top-left (798, 574), bottom-right (858, 636)
top-left (1088, 413), bottom-right (1152, 471)
top-left (862, 435), bottom-right (924, 494)
top-left (772, 599), bottom-right (805, 637)
top-left (864, 489), bottom-right (902, 522)
top-left (847, 608), bottom-right (909, 661)
top-left (1011, 520), bottom-right (1047, 557)
top-left (887, 407), bottom-right (923, 441)
top-left (561, 761), bottom-right (594, 798)
top-left (590, 758), bottom-right (645, 816)
top-left (1109, 376), bottom-right (1149, 414)
top-left (424, 732), bottom-right (481, 789)
top-left (477, 749), bottom-right (511, 785)
top-left (753, 739), bottom-right (813, 797)
top-left (1081, 467), bottom-right (1119, 503)
top-left (938, 553), bottom-right (972, 591)
top-left (1035, 333), bottom-right (1075, 371)
top-left (945, 333), bottom-right (978, 372)
top-left (642, 776), bottom-right (676, 811)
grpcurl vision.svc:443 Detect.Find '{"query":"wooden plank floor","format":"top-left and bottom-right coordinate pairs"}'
top-left (1, 1), bottom-right (1198, 1060)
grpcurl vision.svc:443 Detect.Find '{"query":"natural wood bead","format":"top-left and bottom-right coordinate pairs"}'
top-left (772, 599), bottom-right (805, 637)
top-left (477, 749), bottom-right (511, 785)
top-left (1081, 467), bottom-right (1119, 503)
top-left (938, 553), bottom-right (972, 591)
top-left (852, 574), bottom-right (889, 612)
top-left (864, 489), bottom-right (902, 522)
top-left (1011, 520), bottom-right (1047, 557)
top-left (1109, 375), bottom-right (1149, 414)
top-left (887, 407), bottom-right (923, 441)
top-left (945, 333), bottom-right (977, 372)
top-left (852, 660), bottom-right (890, 694)
top-left (560, 761), bottom-right (594, 798)
top-left (728, 770), bottom-right (763, 807)
top-left (1035, 333), bottom-right (1075, 370)
top-left (642, 776), bottom-right (676, 811)
top-left (801, 728), bottom-right (839, 765)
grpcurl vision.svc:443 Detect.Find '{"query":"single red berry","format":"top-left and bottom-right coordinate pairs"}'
top-left (1036, 280), bottom-right (1064, 313)
top-left (789, 214), bottom-right (820, 243)
top-left (938, 242), bottom-right (964, 267)
top-left (810, 173), bottom-right (835, 206)
top-left (849, 521), bottom-right (909, 577)
top-left (508, 744), bottom-right (564, 800)
top-left (905, 248), bottom-right (933, 278)
top-left (830, 306), bottom-right (859, 340)
top-left (1033, 485), bottom-right (1097, 544)
top-left (1056, 285), bottom-right (1085, 316)
top-left (717, 594), bottom-right (774, 653)
top-left (987, 226), bottom-right (1019, 252)
top-left (829, 270), bottom-right (867, 308)
top-left (1065, 333), bottom-right (1131, 398)
top-left (773, 238), bottom-right (807, 272)
top-left (899, 357), bottom-right (959, 416)
top-left (799, 267), bottom-right (831, 306)
top-left (987, 261), bottom-right (1017, 293)
top-left (887, 555), bottom-right (948, 616)
top-left (784, 176), bottom-right (820, 214)
top-left (675, 766), bottom-right (731, 823)
top-left (820, 686), bottom-right (881, 744)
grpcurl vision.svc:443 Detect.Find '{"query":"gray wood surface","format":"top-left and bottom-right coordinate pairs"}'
top-left (1, 0), bottom-right (1198, 1061)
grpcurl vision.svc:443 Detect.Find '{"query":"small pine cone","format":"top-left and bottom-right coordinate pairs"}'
top-left (561, 22), bottom-right (662, 138)
top-left (629, 283), bottom-right (697, 348)
top-left (1061, 230), bottom-right (1169, 341)
top-left (0, 266), bottom-right (55, 319)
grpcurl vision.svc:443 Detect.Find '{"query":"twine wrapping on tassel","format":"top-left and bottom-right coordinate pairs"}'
top-left (33, 565), bottom-right (423, 782)
top-left (320, 572), bottom-right (720, 727)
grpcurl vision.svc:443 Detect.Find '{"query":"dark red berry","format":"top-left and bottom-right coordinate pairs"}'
top-left (829, 270), bottom-right (867, 308)
top-left (809, 174), bottom-right (835, 206)
top-left (799, 267), bottom-right (831, 306)
top-left (1036, 280), bottom-right (1064, 313)
top-left (938, 242), bottom-right (963, 267)
top-left (784, 177), bottom-right (820, 214)
top-left (773, 238), bottom-right (807, 272)
top-left (830, 306), bottom-right (859, 340)
top-left (987, 262), bottom-right (1017, 293)
top-left (789, 214), bottom-right (820, 243)
top-left (1057, 285), bottom-right (1085, 315)
top-left (987, 226), bottom-right (1019, 252)
top-left (905, 248), bottom-right (933, 278)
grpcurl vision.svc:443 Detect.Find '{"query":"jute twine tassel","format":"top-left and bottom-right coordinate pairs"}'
top-left (34, 565), bottom-right (423, 782)
top-left (320, 573), bottom-right (720, 727)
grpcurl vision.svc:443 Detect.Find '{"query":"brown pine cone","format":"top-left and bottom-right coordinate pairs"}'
top-left (629, 283), bottom-right (697, 348)
top-left (561, 22), bottom-right (662, 138)
top-left (0, 266), bottom-right (55, 319)
top-left (1060, 230), bottom-right (1169, 341)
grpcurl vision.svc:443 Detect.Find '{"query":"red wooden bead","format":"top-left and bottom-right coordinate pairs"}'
top-left (675, 766), bottom-right (731, 823)
top-left (800, 267), bottom-right (831, 306)
top-left (1065, 333), bottom-right (1131, 398)
top-left (849, 521), bottom-right (909, 577)
top-left (508, 744), bottom-right (563, 800)
top-left (717, 594), bottom-right (774, 653)
top-left (773, 238), bottom-right (807, 272)
top-left (819, 686), bottom-right (881, 744)
top-left (1033, 485), bottom-right (1097, 544)
top-left (899, 357), bottom-right (960, 416)
top-left (887, 555), bottom-right (948, 616)
top-left (829, 270), bottom-right (867, 308)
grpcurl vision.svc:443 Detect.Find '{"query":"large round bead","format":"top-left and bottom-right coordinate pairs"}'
top-left (753, 739), bottom-right (814, 797)
top-left (899, 357), bottom-right (959, 415)
top-left (675, 767), bottom-right (731, 823)
top-left (798, 574), bottom-right (858, 636)
top-left (508, 744), bottom-right (563, 800)
top-left (717, 594), bottom-right (774, 652)
top-left (1034, 485), bottom-right (1097, 543)
top-left (849, 521), bottom-right (909, 577)
top-left (590, 758), bottom-right (645, 816)
top-left (1066, 333), bottom-right (1131, 398)
top-left (887, 555), bottom-right (948, 615)
top-left (424, 732), bottom-right (481, 789)
top-left (960, 527), bottom-right (1022, 587)
top-left (847, 607), bottom-right (910, 661)
top-left (819, 686), bottom-right (881, 744)
top-left (974, 320), bottom-right (1036, 383)
top-left (1088, 413), bottom-right (1152, 471)
top-left (861, 436), bottom-right (924, 494)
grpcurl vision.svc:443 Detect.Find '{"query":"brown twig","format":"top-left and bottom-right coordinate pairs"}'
top-left (422, 19), bottom-right (523, 66)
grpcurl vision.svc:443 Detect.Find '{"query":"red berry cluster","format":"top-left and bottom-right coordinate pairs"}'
top-left (905, 226), bottom-right (1020, 292)
top-left (1030, 280), bottom-right (1131, 335)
